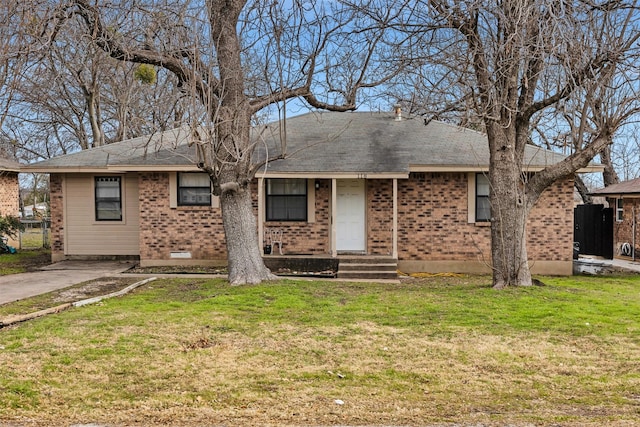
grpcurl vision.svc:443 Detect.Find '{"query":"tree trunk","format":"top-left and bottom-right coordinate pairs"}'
top-left (600, 144), bottom-right (620, 187)
top-left (220, 186), bottom-right (277, 285)
top-left (488, 131), bottom-right (533, 289)
top-left (574, 175), bottom-right (593, 204)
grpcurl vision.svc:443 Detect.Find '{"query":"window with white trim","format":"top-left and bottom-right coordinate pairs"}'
top-left (178, 173), bottom-right (211, 206)
top-left (616, 198), bottom-right (624, 222)
top-left (95, 176), bottom-right (122, 221)
top-left (475, 173), bottom-right (491, 222)
top-left (266, 178), bottom-right (307, 221)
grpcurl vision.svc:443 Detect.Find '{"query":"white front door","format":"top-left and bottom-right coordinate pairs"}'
top-left (336, 179), bottom-right (366, 252)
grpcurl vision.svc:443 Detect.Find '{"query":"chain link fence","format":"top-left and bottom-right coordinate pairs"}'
top-left (18, 219), bottom-right (51, 249)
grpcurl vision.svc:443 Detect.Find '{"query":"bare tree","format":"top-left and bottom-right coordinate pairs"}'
top-left (37, 0), bottom-right (404, 284)
top-left (612, 123), bottom-right (640, 181)
top-left (0, 2), bottom-right (35, 152)
top-left (3, 21), bottom-right (184, 162)
top-left (397, 0), bottom-right (640, 288)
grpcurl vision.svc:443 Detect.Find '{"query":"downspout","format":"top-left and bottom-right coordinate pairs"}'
top-left (633, 205), bottom-right (636, 262)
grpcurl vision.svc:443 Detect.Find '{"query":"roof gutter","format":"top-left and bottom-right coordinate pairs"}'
top-left (255, 171), bottom-right (408, 179)
top-left (409, 164), bottom-right (603, 173)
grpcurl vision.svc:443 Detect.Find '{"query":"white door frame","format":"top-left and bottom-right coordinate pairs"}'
top-left (332, 178), bottom-right (366, 254)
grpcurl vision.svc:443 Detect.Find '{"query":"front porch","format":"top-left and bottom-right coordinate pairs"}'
top-left (263, 254), bottom-right (398, 281)
top-left (256, 177), bottom-right (400, 260)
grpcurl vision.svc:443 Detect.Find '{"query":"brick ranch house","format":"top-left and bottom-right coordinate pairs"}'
top-left (22, 111), bottom-right (600, 276)
top-left (590, 177), bottom-right (640, 260)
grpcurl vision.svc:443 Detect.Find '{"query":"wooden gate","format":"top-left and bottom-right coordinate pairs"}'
top-left (574, 204), bottom-right (614, 259)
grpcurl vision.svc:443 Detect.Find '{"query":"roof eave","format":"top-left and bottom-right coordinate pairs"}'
top-left (20, 166), bottom-right (109, 173)
top-left (256, 171), bottom-right (408, 179)
top-left (108, 165), bottom-right (200, 172)
top-left (410, 164), bottom-right (602, 173)
top-left (589, 191), bottom-right (640, 199)
top-left (577, 165), bottom-right (605, 173)
top-left (20, 164), bottom-right (202, 173)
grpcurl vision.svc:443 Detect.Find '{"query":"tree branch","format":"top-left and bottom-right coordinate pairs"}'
top-left (67, 0), bottom-right (217, 109)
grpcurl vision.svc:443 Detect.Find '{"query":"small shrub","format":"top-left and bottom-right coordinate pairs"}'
top-left (0, 215), bottom-right (23, 239)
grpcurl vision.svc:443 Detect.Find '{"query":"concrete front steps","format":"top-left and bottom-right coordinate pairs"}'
top-left (337, 256), bottom-right (398, 281)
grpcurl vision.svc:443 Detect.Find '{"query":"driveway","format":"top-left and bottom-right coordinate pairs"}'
top-left (0, 260), bottom-right (136, 305)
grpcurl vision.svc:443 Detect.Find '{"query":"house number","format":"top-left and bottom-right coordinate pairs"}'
top-left (357, 173), bottom-right (368, 179)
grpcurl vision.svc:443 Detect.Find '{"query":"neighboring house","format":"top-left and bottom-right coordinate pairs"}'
top-left (22, 112), bottom-right (600, 275)
top-left (590, 178), bottom-right (640, 259)
top-left (21, 203), bottom-right (49, 219)
top-left (0, 157), bottom-right (20, 218)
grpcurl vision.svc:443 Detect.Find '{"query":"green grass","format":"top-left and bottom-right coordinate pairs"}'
top-left (17, 229), bottom-right (49, 249)
top-left (0, 274), bottom-right (639, 426)
top-left (120, 275), bottom-right (638, 336)
top-left (0, 248), bottom-right (50, 275)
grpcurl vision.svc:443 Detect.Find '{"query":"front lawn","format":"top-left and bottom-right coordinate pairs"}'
top-left (0, 248), bottom-right (51, 275)
top-left (0, 275), bottom-right (638, 426)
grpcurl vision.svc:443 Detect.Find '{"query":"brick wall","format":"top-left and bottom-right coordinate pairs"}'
top-left (0, 172), bottom-right (19, 217)
top-left (367, 179), bottom-right (394, 255)
top-left (48, 171), bottom-right (574, 265)
top-left (138, 172), bottom-right (227, 262)
top-left (397, 172), bottom-right (488, 261)
top-left (256, 174), bottom-right (573, 263)
top-left (49, 174), bottom-right (65, 257)
top-left (395, 173), bottom-right (573, 263)
top-left (526, 177), bottom-right (574, 261)
top-left (262, 179), bottom-right (331, 254)
top-left (612, 197), bottom-right (640, 256)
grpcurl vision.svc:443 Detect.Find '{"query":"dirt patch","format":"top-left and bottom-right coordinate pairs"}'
top-left (52, 278), bottom-right (138, 303)
top-left (128, 265), bottom-right (228, 274)
top-left (128, 264), bottom-right (336, 277)
top-left (21, 251), bottom-right (52, 272)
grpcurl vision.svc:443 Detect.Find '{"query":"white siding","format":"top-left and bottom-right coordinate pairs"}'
top-left (65, 173), bottom-right (140, 255)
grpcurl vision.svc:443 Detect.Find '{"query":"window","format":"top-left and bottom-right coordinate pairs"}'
top-left (266, 178), bottom-right (307, 221)
top-left (476, 173), bottom-right (491, 222)
top-left (95, 176), bottom-right (122, 221)
top-left (178, 173), bottom-right (211, 206)
top-left (616, 198), bottom-right (624, 222)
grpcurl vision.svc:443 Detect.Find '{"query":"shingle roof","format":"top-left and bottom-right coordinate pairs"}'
top-left (23, 126), bottom-right (195, 170)
top-left (22, 111), bottom-right (585, 175)
top-left (254, 112), bottom-right (569, 174)
top-left (590, 177), bottom-right (640, 196)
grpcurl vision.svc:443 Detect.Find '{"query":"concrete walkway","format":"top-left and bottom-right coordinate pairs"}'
top-left (610, 257), bottom-right (640, 272)
top-left (0, 260), bottom-right (136, 305)
top-left (574, 256), bottom-right (640, 275)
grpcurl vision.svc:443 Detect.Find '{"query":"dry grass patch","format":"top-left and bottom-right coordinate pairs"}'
top-left (0, 276), bottom-right (638, 426)
top-left (0, 277), bottom-right (141, 318)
